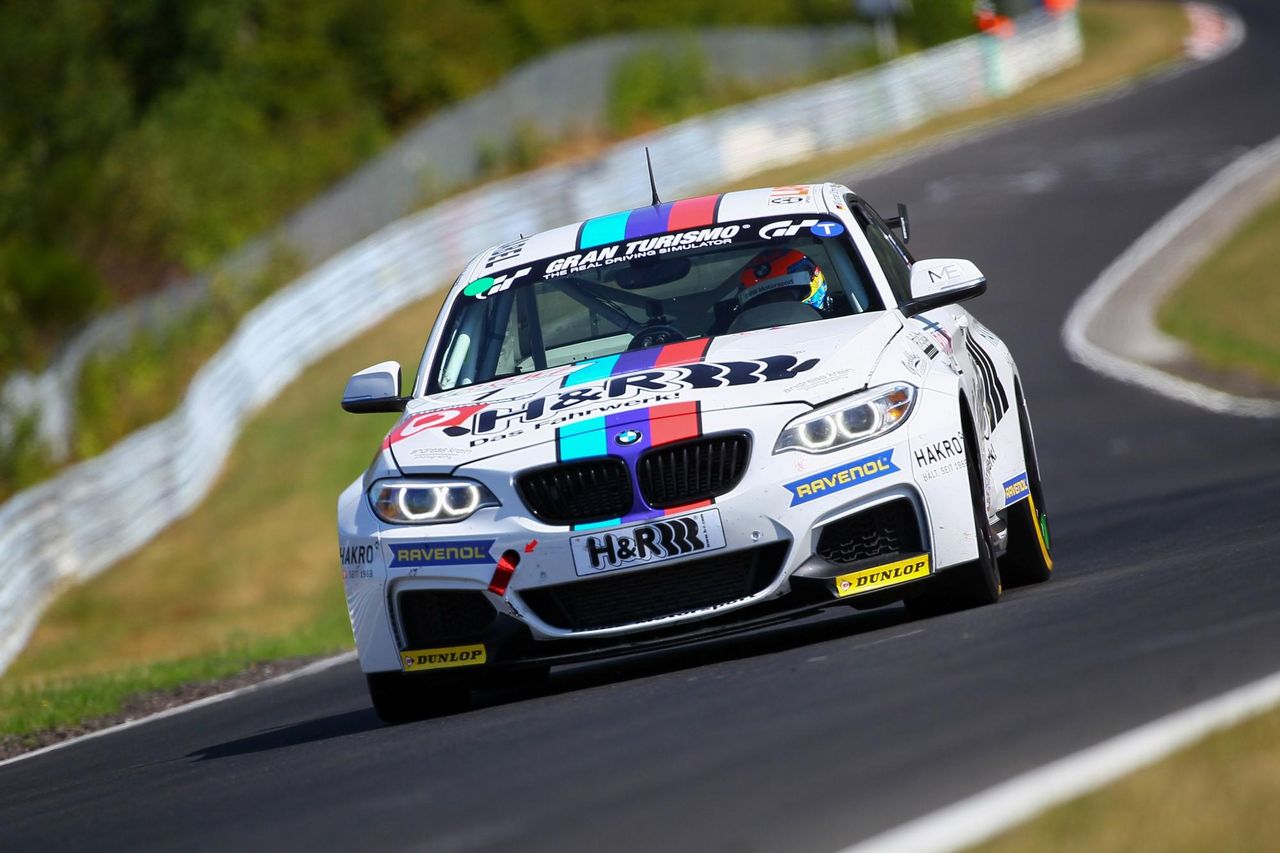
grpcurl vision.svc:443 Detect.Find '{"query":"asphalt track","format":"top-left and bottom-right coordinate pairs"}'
top-left (4, 4), bottom-right (1280, 850)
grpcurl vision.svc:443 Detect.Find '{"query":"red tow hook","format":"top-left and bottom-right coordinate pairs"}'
top-left (488, 549), bottom-right (521, 595)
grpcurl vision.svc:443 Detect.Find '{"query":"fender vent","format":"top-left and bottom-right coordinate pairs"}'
top-left (816, 499), bottom-right (922, 566)
top-left (397, 590), bottom-right (497, 647)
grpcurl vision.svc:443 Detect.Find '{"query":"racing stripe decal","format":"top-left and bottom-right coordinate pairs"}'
top-left (577, 195), bottom-right (724, 250)
top-left (561, 354), bottom-right (621, 387)
top-left (965, 336), bottom-right (1009, 425)
top-left (654, 337), bottom-right (711, 367)
top-left (579, 210), bottom-right (630, 249)
top-left (647, 401), bottom-right (700, 446)
top-left (624, 202), bottom-right (675, 240)
top-left (667, 195), bottom-right (721, 231)
top-left (561, 339), bottom-right (711, 387)
top-left (557, 415), bottom-right (608, 462)
top-left (554, 400), bottom-right (707, 530)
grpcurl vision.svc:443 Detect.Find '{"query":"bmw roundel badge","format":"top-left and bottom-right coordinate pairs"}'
top-left (615, 429), bottom-right (642, 446)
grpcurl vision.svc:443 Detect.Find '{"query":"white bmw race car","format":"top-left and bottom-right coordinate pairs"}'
top-left (337, 182), bottom-right (1054, 722)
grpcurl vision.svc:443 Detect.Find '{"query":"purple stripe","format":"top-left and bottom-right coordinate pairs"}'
top-left (610, 346), bottom-right (664, 378)
top-left (605, 409), bottom-right (662, 525)
top-left (624, 203), bottom-right (674, 240)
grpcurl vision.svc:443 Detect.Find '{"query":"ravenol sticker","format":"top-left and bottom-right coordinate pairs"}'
top-left (388, 540), bottom-right (495, 568)
top-left (401, 644), bottom-right (487, 672)
top-left (836, 555), bottom-right (931, 597)
top-left (784, 450), bottom-right (899, 506)
top-left (1003, 472), bottom-right (1030, 506)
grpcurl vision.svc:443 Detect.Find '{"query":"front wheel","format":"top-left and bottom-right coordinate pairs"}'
top-left (999, 383), bottom-right (1053, 587)
top-left (905, 401), bottom-right (1001, 617)
top-left (366, 672), bottom-right (470, 724)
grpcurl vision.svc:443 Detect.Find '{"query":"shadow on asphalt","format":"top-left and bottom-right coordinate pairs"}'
top-left (187, 708), bottom-right (384, 761)
top-left (187, 603), bottom-right (919, 763)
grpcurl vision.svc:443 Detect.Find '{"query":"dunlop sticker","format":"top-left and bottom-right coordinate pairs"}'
top-left (400, 644), bottom-right (487, 672)
top-left (835, 555), bottom-right (931, 598)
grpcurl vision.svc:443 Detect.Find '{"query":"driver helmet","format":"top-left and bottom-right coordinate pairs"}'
top-left (736, 248), bottom-right (828, 312)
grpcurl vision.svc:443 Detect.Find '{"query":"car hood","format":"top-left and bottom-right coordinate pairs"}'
top-left (389, 313), bottom-right (903, 473)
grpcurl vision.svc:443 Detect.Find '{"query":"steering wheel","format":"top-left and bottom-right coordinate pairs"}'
top-left (627, 322), bottom-right (686, 351)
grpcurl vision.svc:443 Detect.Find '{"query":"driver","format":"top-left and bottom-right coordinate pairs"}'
top-left (735, 248), bottom-right (831, 315)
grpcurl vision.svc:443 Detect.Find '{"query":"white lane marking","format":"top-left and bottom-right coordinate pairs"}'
top-left (841, 668), bottom-right (1280, 853)
top-left (0, 651), bottom-right (356, 770)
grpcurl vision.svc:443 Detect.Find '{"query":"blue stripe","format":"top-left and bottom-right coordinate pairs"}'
top-left (580, 211), bottom-right (630, 249)
top-left (558, 416), bottom-right (607, 460)
top-left (563, 354), bottom-right (620, 387)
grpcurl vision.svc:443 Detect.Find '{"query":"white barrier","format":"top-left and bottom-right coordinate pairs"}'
top-left (0, 11), bottom-right (1081, 674)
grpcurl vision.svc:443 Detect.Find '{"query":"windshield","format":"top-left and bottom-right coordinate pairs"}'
top-left (430, 215), bottom-right (883, 392)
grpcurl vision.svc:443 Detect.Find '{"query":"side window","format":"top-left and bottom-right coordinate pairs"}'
top-left (851, 201), bottom-right (913, 304)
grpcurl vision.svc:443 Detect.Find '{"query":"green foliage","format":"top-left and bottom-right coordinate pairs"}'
top-left (0, 405), bottom-right (56, 502)
top-left (0, 0), bottom-right (860, 377)
top-left (72, 243), bottom-right (304, 459)
top-left (607, 46), bottom-right (712, 134)
top-left (0, 243), bottom-right (108, 371)
top-left (904, 0), bottom-right (976, 47)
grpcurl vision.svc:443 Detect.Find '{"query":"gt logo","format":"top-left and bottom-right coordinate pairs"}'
top-left (463, 266), bottom-right (532, 300)
top-left (760, 218), bottom-right (820, 240)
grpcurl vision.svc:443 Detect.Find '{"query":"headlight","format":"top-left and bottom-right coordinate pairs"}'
top-left (368, 478), bottom-right (498, 524)
top-left (774, 382), bottom-right (916, 454)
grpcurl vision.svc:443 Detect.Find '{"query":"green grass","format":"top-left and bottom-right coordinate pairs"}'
top-left (1, 618), bottom-right (349, 742)
top-left (0, 0), bottom-right (1190, 739)
top-left (975, 705), bottom-right (1280, 852)
top-left (1159, 191), bottom-right (1280, 386)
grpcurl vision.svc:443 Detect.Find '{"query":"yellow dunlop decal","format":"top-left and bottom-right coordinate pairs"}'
top-left (400, 644), bottom-right (487, 672)
top-left (836, 555), bottom-right (931, 597)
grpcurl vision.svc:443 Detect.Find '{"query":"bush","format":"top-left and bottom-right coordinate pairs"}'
top-left (904, 0), bottom-right (976, 47)
top-left (607, 46), bottom-right (711, 134)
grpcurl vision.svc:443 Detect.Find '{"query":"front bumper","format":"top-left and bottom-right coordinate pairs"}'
top-left (342, 458), bottom-right (970, 678)
top-left (339, 387), bottom-right (980, 675)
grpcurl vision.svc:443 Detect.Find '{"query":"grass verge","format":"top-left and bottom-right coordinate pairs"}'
top-left (975, 703), bottom-right (1280, 852)
top-left (0, 0), bottom-right (1188, 740)
top-left (1159, 189), bottom-right (1280, 387)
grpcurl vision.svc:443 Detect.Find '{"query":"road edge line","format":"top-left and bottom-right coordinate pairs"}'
top-left (1061, 4), bottom-right (1280, 419)
top-left (0, 650), bottom-right (356, 770)
top-left (841, 668), bottom-right (1280, 853)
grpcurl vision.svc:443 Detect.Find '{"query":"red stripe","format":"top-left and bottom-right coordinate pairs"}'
top-left (654, 337), bottom-right (710, 367)
top-left (648, 401), bottom-right (700, 446)
top-left (667, 195), bottom-right (720, 231)
top-left (664, 499), bottom-right (712, 516)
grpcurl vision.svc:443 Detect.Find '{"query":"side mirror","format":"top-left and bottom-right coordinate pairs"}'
top-left (884, 202), bottom-right (910, 244)
top-left (342, 361), bottom-right (409, 413)
top-left (900, 258), bottom-right (987, 317)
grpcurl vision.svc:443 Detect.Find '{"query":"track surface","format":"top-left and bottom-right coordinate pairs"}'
top-left (4, 4), bottom-right (1280, 850)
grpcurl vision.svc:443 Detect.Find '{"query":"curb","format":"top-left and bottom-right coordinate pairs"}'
top-left (1062, 4), bottom-right (1280, 418)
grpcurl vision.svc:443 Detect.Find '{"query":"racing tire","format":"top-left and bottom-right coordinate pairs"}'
top-left (366, 672), bottom-right (470, 724)
top-left (905, 401), bottom-right (1001, 617)
top-left (999, 383), bottom-right (1054, 587)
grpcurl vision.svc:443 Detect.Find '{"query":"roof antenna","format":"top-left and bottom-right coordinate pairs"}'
top-left (645, 147), bottom-right (661, 206)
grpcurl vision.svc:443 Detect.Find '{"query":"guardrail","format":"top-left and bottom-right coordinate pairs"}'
top-left (0, 10), bottom-right (1081, 674)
